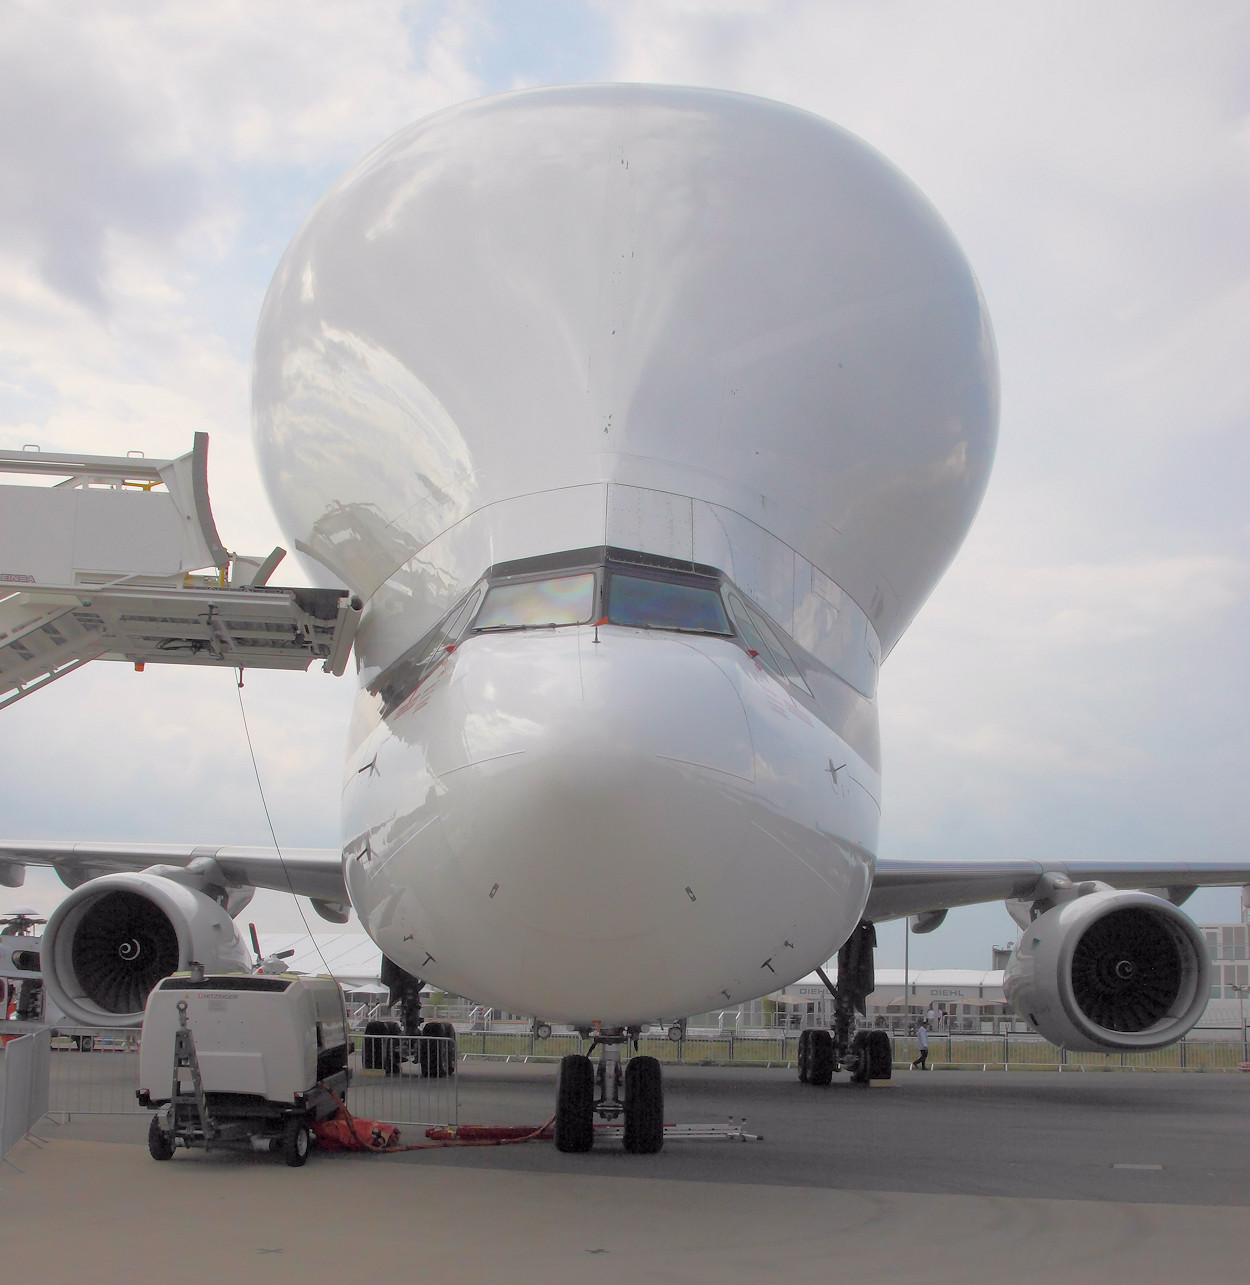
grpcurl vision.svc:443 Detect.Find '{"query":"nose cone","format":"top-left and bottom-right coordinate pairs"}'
top-left (431, 629), bottom-right (757, 929)
top-left (354, 628), bottom-right (869, 1022)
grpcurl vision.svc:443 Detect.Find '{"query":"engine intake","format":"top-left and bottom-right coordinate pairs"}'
top-left (42, 872), bottom-right (252, 1027)
top-left (1003, 890), bottom-right (1210, 1053)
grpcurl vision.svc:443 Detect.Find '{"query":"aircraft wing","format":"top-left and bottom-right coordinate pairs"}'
top-left (867, 855), bottom-right (1250, 922)
top-left (0, 839), bottom-right (346, 904)
top-left (9, 840), bottom-right (1247, 925)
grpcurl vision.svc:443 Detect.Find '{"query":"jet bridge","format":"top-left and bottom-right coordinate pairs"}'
top-left (0, 433), bottom-right (362, 708)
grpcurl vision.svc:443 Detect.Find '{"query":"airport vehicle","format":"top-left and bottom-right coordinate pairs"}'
top-left (3, 85), bottom-right (1249, 1153)
top-left (1, 907), bottom-right (47, 1032)
top-left (137, 968), bottom-right (350, 1166)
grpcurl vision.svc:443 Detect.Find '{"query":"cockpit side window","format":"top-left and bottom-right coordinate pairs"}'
top-left (473, 572), bottom-right (596, 631)
top-left (372, 582), bottom-right (485, 714)
top-left (606, 572), bottom-right (732, 635)
top-left (727, 591), bottom-right (812, 695)
top-left (440, 585), bottom-right (486, 643)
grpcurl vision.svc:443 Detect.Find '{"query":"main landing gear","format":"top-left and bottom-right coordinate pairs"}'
top-left (797, 1026), bottom-right (892, 1084)
top-left (554, 1028), bottom-right (664, 1154)
top-left (797, 919), bottom-right (893, 1087)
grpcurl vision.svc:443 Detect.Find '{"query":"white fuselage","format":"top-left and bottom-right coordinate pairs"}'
top-left (251, 85), bottom-right (998, 1025)
top-left (341, 620), bottom-right (878, 1024)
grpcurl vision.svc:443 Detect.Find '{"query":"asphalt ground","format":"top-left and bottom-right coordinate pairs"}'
top-left (3, 1060), bottom-right (1248, 1282)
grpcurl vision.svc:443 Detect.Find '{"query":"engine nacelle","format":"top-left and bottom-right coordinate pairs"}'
top-left (41, 872), bottom-right (252, 1027)
top-left (1003, 890), bottom-right (1211, 1053)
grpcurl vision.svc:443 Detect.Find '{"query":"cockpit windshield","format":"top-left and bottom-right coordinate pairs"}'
top-left (607, 573), bottom-right (732, 635)
top-left (473, 572), bottom-right (595, 631)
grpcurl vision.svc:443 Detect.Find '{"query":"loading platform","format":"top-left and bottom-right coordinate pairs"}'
top-left (0, 434), bottom-right (361, 708)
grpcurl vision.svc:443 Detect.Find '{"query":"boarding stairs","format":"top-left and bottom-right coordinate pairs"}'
top-left (0, 434), bottom-right (362, 708)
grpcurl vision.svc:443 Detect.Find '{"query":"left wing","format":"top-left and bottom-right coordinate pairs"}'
top-left (868, 855), bottom-right (1250, 921)
top-left (866, 855), bottom-right (1250, 1056)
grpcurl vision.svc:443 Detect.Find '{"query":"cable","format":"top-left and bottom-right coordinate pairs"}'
top-left (234, 668), bottom-right (336, 980)
top-left (318, 1089), bottom-right (555, 1153)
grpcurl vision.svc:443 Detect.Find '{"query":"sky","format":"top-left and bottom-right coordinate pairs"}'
top-left (1, 0), bottom-right (1247, 975)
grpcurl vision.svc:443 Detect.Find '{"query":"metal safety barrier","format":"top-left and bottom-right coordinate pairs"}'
top-left (454, 1028), bottom-right (1250, 1071)
top-left (889, 1029), bottom-right (1250, 1071)
top-left (1, 1029), bottom-right (51, 1163)
top-left (347, 1033), bottom-right (459, 1128)
top-left (47, 1028), bottom-right (145, 1117)
top-left (453, 1029), bottom-right (807, 1065)
top-left (10, 1024), bottom-right (1246, 1139)
top-left (24, 1027), bottom-right (460, 1128)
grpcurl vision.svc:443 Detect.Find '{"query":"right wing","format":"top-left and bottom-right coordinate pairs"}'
top-left (0, 839), bottom-right (346, 904)
top-left (1, 839), bottom-right (348, 1027)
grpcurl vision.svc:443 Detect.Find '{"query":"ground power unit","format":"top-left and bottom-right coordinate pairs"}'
top-left (137, 970), bottom-right (350, 1165)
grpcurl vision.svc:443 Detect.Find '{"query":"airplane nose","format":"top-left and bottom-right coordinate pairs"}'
top-left (360, 626), bottom-right (866, 1023)
top-left (433, 628), bottom-right (756, 928)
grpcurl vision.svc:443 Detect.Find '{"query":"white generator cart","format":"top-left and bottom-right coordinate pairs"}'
top-left (137, 970), bottom-right (350, 1166)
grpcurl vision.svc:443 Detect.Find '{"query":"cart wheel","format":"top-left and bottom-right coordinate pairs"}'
top-left (279, 1118), bottom-right (310, 1167)
top-left (147, 1115), bottom-right (175, 1161)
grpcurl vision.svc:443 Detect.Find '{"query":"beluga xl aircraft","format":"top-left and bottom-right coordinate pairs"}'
top-left (3, 85), bottom-right (1248, 1154)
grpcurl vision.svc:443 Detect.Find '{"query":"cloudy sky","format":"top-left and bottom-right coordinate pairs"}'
top-left (2, 1), bottom-right (1247, 972)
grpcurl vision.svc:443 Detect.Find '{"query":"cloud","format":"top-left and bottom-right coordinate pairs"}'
top-left (0, 6), bottom-right (204, 311)
top-left (0, 0), bottom-right (496, 560)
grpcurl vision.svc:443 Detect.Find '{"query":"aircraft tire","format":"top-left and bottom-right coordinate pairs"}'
top-left (363, 1020), bottom-right (398, 1074)
top-left (797, 1028), bottom-right (813, 1083)
top-left (438, 1020), bottom-right (458, 1076)
top-left (808, 1029), bottom-right (835, 1085)
top-left (554, 1053), bottom-right (594, 1153)
top-left (866, 1029), bottom-right (892, 1080)
top-left (147, 1115), bottom-right (174, 1161)
top-left (381, 1020), bottom-right (403, 1074)
top-left (623, 1055), bottom-right (664, 1154)
top-left (849, 1030), bottom-right (871, 1083)
top-left (279, 1118), bottom-right (310, 1167)
top-left (420, 1020), bottom-right (457, 1078)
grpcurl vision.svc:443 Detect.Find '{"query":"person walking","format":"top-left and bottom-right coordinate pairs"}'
top-left (911, 1019), bottom-right (929, 1070)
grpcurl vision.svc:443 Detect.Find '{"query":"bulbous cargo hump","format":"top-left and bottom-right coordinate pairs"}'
top-left (253, 84), bottom-right (997, 663)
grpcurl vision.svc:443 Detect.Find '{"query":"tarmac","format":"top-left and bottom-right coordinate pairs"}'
top-left (3, 1061), bottom-right (1248, 1283)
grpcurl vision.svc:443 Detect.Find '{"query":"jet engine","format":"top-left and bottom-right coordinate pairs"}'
top-left (1003, 889), bottom-right (1211, 1052)
top-left (41, 872), bottom-right (252, 1027)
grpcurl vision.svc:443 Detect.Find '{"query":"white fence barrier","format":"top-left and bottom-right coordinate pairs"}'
top-left (47, 1028), bottom-right (144, 1117)
top-left (8, 1023), bottom-right (1245, 1152)
top-left (348, 1034), bottom-right (459, 1128)
top-left (22, 1028), bottom-right (461, 1130)
top-left (1, 1028), bottom-right (50, 1164)
top-left (452, 1028), bottom-right (1250, 1071)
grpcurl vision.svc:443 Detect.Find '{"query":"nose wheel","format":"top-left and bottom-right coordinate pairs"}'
top-left (623, 1053), bottom-right (664, 1153)
top-left (553, 1031), bottom-right (664, 1154)
top-left (554, 1053), bottom-right (595, 1152)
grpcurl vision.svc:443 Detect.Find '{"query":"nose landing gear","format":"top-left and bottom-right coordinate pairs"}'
top-left (553, 1028), bottom-right (664, 1154)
